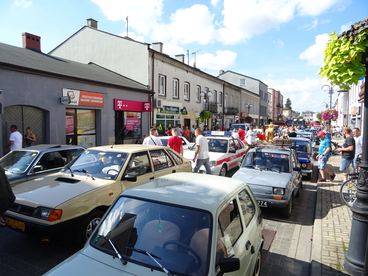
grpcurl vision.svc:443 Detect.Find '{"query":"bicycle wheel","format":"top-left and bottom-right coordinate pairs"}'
top-left (340, 178), bottom-right (357, 208)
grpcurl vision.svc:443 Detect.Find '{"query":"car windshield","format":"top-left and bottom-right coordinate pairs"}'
top-left (292, 141), bottom-right (311, 154)
top-left (91, 196), bottom-right (212, 276)
top-left (66, 150), bottom-right (129, 180)
top-left (160, 139), bottom-right (168, 146)
top-left (0, 150), bottom-right (38, 174)
top-left (242, 151), bottom-right (290, 173)
top-left (207, 138), bottom-right (228, 153)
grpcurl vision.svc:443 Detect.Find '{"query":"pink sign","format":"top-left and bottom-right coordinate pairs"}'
top-left (114, 99), bottom-right (151, 112)
top-left (126, 118), bottom-right (140, 130)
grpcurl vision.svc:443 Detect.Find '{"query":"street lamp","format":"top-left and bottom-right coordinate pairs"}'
top-left (321, 84), bottom-right (334, 109)
top-left (201, 89), bottom-right (213, 111)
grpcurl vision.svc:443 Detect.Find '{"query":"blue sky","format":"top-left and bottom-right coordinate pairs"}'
top-left (1, 0), bottom-right (367, 112)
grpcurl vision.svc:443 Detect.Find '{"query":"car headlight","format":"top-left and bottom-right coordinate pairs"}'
top-left (34, 207), bottom-right (63, 222)
top-left (301, 163), bottom-right (307, 168)
top-left (273, 188), bottom-right (285, 195)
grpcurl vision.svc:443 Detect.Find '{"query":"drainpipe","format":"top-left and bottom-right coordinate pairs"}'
top-left (222, 82), bottom-right (225, 130)
top-left (150, 50), bottom-right (155, 128)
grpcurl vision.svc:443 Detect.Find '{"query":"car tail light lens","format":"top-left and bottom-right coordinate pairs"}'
top-left (34, 207), bottom-right (63, 222)
top-left (301, 163), bottom-right (307, 168)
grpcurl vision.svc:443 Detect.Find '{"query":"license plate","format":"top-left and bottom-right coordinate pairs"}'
top-left (6, 218), bottom-right (26, 232)
top-left (258, 200), bottom-right (268, 207)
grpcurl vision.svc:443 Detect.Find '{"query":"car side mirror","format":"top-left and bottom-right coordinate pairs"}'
top-left (219, 257), bottom-right (240, 273)
top-left (229, 147), bottom-right (236, 153)
top-left (33, 165), bottom-right (43, 173)
top-left (123, 174), bottom-right (137, 182)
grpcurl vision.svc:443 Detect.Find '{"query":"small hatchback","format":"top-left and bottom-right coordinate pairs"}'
top-left (46, 173), bottom-right (263, 276)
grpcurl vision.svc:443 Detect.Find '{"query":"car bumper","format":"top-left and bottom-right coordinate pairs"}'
top-left (255, 195), bottom-right (290, 208)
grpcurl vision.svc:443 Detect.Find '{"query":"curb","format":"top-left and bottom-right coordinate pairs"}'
top-left (311, 183), bottom-right (322, 276)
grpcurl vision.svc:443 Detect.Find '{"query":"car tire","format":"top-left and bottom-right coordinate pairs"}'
top-left (253, 248), bottom-right (262, 276)
top-left (76, 209), bottom-right (104, 245)
top-left (281, 196), bottom-right (293, 218)
top-left (219, 165), bottom-right (227, 177)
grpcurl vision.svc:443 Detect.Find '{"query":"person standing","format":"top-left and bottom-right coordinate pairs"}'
top-left (183, 126), bottom-right (191, 141)
top-left (168, 128), bottom-right (183, 155)
top-left (9, 124), bottom-right (22, 151)
top-left (0, 165), bottom-right (15, 226)
top-left (24, 127), bottom-right (37, 147)
top-left (238, 127), bottom-right (245, 142)
top-left (352, 127), bottom-right (363, 169)
top-left (317, 131), bottom-right (331, 182)
top-left (337, 127), bottom-right (355, 180)
top-left (245, 126), bottom-right (257, 146)
top-left (193, 128), bottom-right (211, 174)
top-left (142, 127), bottom-right (163, 146)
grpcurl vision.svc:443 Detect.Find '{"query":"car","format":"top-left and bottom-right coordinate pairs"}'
top-left (183, 132), bottom-right (249, 176)
top-left (289, 137), bottom-right (316, 180)
top-left (0, 144), bottom-right (85, 185)
top-left (4, 145), bottom-right (192, 244)
top-left (45, 172), bottom-right (263, 276)
top-left (232, 143), bottom-right (302, 217)
top-left (158, 136), bottom-right (194, 150)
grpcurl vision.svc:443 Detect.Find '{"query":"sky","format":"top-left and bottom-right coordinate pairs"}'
top-left (0, 0), bottom-right (367, 112)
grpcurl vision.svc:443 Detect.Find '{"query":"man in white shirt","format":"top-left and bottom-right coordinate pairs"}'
top-left (193, 128), bottom-right (211, 174)
top-left (9, 125), bottom-right (22, 151)
top-left (353, 127), bottom-right (363, 168)
top-left (245, 126), bottom-right (257, 146)
top-left (142, 127), bottom-right (163, 146)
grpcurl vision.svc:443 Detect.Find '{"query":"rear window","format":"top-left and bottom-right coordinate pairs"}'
top-left (242, 151), bottom-right (290, 173)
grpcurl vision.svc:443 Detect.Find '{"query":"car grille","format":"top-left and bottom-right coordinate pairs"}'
top-left (9, 203), bottom-right (35, 216)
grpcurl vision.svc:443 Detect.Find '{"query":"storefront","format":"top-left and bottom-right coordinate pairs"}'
top-left (114, 98), bottom-right (151, 143)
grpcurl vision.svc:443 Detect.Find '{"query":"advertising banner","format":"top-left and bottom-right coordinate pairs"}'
top-left (63, 88), bottom-right (104, 107)
top-left (114, 98), bottom-right (151, 112)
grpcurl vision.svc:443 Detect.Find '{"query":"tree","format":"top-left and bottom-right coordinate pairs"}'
top-left (285, 98), bottom-right (292, 109)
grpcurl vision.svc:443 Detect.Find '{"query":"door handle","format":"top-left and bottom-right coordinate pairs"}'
top-left (172, 170), bottom-right (176, 173)
top-left (245, 240), bottom-right (252, 250)
top-left (149, 177), bottom-right (155, 180)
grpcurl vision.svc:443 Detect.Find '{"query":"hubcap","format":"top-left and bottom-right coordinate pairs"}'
top-left (86, 217), bottom-right (101, 239)
top-left (220, 167), bottom-right (226, 176)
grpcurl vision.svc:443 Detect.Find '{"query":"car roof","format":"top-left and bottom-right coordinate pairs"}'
top-left (122, 173), bottom-right (246, 212)
top-left (87, 144), bottom-right (168, 153)
top-left (289, 137), bottom-right (311, 142)
top-left (250, 146), bottom-right (291, 155)
top-left (14, 144), bottom-right (84, 152)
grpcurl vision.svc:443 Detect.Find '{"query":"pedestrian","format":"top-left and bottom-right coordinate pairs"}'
top-left (352, 127), bottom-right (363, 169)
top-left (337, 127), bottom-right (355, 180)
top-left (245, 126), bottom-right (257, 146)
top-left (9, 124), bottom-right (22, 151)
top-left (231, 128), bottom-right (239, 139)
top-left (176, 124), bottom-right (183, 136)
top-left (183, 126), bottom-right (191, 141)
top-left (142, 127), bottom-right (163, 146)
top-left (316, 131), bottom-right (332, 182)
top-left (193, 128), bottom-right (211, 174)
top-left (288, 126), bottom-right (297, 137)
top-left (168, 128), bottom-right (183, 155)
top-left (238, 127), bottom-right (245, 142)
top-left (0, 165), bottom-right (15, 226)
top-left (24, 126), bottom-right (37, 147)
top-left (165, 126), bottom-right (172, 136)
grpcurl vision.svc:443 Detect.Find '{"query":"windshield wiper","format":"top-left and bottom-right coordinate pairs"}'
top-left (126, 246), bottom-right (171, 275)
top-left (73, 169), bottom-right (95, 180)
top-left (108, 238), bottom-right (128, 265)
top-left (65, 167), bottom-right (74, 177)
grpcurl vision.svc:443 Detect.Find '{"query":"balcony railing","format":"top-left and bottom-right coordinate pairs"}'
top-left (224, 107), bottom-right (239, 115)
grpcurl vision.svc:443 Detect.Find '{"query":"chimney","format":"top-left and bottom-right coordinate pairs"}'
top-left (22, 32), bottom-right (41, 52)
top-left (175, 54), bottom-right (185, 63)
top-left (219, 69), bottom-right (225, 75)
top-left (150, 42), bottom-right (163, 53)
top-left (86, 18), bottom-right (98, 29)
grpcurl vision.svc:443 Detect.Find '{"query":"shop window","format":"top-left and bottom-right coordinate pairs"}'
top-left (173, 78), bottom-right (179, 99)
top-left (184, 82), bottom-right (190, 101)
top-left (115, 111), bottom-right (142, 142)
top-left (66, 109), bottom-right (96, 147)
top-left (158, 74), bottom-right (166, 96)
top-left (197, 85), bottom-right (201, 103)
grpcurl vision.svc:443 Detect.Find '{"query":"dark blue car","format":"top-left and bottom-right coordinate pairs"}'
top-left (289, 137), bottom-right (315, 180)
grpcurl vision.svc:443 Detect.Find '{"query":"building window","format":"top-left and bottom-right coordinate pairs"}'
top-left (158, 74), bottom-right (166, 96)
top-left (196, 85), bottom-right (201, 103)
top-left (213, 90), bottom-right (217, 104)
top-left (172, 78), bottom-right (179, 99)
top-left (224, 94), bottom-right (228, 108)
top-left (218, 92), bottom-right (223, 106)
top-left (184, 82), bottom-right (190, 101)
top-left (66, 108), bottom-right (96, 147)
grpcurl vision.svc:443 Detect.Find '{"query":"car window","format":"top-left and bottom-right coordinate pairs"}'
top-left (218, 199), bottom-right (243, 246)
top-left (150, 149), bottom-right (174, 171)
top-left (242, 151), bottom-right (290, 173)
top-left (0, 150), bottom-right (38, 174)
top-left (36, 151), bottom-right (66, 171)
top-left (160, 139), bottom-right (168, 146)
top-left (207, 138), bottom-right (228, 153)
top-left (166, 148), bottom-right (183, 165)
top-left (124, 152), bottom-right (152, 178)
top-left (60, 148), bottom-right (84, 164)
top-left (238, 190), bottom-right (255, 227)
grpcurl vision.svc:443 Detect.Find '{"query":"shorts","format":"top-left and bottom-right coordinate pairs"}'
top-left (340, 158), bottom-right (353, 173)
top-left (318, 155), bottom-right (329, 170)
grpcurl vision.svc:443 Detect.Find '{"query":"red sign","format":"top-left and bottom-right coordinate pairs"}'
top-left (114, 99), bottom-right (151, 112)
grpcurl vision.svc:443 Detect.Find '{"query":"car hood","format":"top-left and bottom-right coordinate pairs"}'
top-left (232, 168), bottom-right (290, 188)
top-left (12, 172), bottom-right (113, 208)
top-left (183, 150), bottom-right (225, 161)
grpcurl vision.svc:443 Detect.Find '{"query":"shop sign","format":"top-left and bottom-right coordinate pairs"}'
top-left (159, 105), bottom-right (180, 114)
top-left (114, 98), bottom-right (151, 112)
top-left (180, 107), bottom-right (188, 115)
top-left (63, 88), bottom-right (104, 107)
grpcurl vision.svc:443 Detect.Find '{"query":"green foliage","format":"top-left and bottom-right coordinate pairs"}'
top-left (285, 98), bottom-right (292, 109)
top-left (199, 111), bottom-right (212, 122)
top-left (316, 112), bottom-right (321, 121)
top-left (320, 31), bottom-right (367, 90)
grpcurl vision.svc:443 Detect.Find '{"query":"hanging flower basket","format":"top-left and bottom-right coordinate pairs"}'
top-left (321, 109), bottom-right (338, 121)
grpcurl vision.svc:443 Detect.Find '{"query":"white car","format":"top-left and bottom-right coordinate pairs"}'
top-left (184, 133), bottom-right (249, 176)
top-left (158, 136), bottom-right (194, 150)
top-left (46, 173), bottom-right (263, 276)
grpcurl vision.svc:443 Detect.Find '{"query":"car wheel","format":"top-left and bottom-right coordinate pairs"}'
top-left (253, 249), bottom-right (262, 276)
top-left (281, 196), bottom-right (293, 218)
top-left (76, 209), bottom-right (104, 245)
top-left (219, 165), bottom-right (227, 177)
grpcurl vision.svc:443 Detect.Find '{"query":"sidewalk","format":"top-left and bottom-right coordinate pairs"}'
top-left (311, 154), bottom-right (352, 276)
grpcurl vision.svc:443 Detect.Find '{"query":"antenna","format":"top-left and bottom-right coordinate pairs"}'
top-left (192, 50), bottom-right (201, 68)
top-left (126, 16), bottom-right (129, 37)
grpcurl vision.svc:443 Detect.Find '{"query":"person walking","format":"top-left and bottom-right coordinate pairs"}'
top-left (193, 128), bottom-right (211, 174)
top-left (352, 127), bottom-right (363, 169)
top-left (337, 127), bottom-right (355, 180)
top-left (24, 127), bottom-right (37, 147)
top-left (168, 128), bottom-right (183, 155)
top-left (0, 165), bottom-right (15, 226)
top-left (142, 127), bottom-right (163, 146)
top-left (238, 127), bottom-right (245, 142)
top-left (9, 124), bottom-right (22, 151)
top-left (183, 126), bottom-right (191, 141)
top-left (316, 131), bottom-right (331, 182)
top-left (245, 126), bottom-right (257, 146)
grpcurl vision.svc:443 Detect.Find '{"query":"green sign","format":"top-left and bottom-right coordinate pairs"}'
top-left (159, 106), bottom-right (180, 114)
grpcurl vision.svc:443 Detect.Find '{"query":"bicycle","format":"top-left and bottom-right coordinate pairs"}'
top-left (339, 157), bottom-right (361, 208)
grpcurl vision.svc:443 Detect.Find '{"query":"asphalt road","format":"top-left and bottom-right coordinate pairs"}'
top-left (0, 168), bottom-right (317, 276)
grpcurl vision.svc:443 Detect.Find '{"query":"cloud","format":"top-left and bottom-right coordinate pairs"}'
top-left (211, 0), bottom-right (222, 6)
top-left (266, 77), bottom-right (327, 112)
top-left (196, 50), bottom-right (237, 71)
top-left (301, 18), bottom-right (319, 31)
top-left (299, 33), bottom-right (330, 66)
top-left (13, 0), bottom-right (32, 8)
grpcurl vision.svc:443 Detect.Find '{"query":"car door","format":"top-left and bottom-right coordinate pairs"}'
top-left (290, 151), bottom-right (301, 191)
top-left (149, 149), bottom-right (177, 179)
top-left (215, 197), bottom-right (254, 275)
top-left (165, 148), bottom-right (191, 172)
top-left (121, 151), bottom-right (155, 190)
